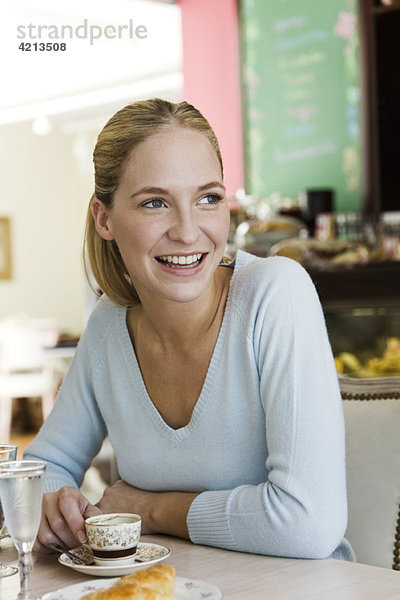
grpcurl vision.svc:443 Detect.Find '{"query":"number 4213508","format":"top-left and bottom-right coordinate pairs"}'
top-left (18, 42), bottom-right (66, 51)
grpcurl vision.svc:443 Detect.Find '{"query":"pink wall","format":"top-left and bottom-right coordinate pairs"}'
top-left (178, 0), bottom-right (244, 202)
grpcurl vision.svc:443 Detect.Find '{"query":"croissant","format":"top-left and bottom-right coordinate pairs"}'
top-left (80, 565), bottom-right (176, 600)
top-left (82, 584), bottom-right (174, 600)
top-left (118, 564), bottom-right (175, 594)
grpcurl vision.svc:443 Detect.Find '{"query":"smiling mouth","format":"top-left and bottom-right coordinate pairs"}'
top-left (155, 253), bottom-right (205, 269)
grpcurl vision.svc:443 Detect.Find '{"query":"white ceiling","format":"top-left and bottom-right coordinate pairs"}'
top-left (0, 0), bottom-right (182, 125)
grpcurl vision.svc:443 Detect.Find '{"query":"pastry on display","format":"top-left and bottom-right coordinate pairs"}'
top-left (334, 338), bottom-right (400, 377)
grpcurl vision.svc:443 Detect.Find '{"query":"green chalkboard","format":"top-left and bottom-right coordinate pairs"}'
top-left (241, 0), bottom-right (362, 212)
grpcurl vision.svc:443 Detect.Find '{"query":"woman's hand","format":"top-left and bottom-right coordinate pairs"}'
top-left (34, 486), bottom-right (102, 553)
top-left (97, 480), bottom-right (198, 539)
top-left (97, 481), bottom-right (158, 534)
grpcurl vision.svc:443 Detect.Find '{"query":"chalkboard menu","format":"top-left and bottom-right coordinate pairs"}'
top-left (241, 0), bottom-right (362, 212)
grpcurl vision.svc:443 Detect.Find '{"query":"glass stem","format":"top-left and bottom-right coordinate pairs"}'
top-left (18, 549), bottom-right (34, 600)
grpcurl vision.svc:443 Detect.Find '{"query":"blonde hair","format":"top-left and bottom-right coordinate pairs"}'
top-left (84, 98), bottom-right (224, 307)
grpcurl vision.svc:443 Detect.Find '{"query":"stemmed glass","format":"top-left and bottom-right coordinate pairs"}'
top-left (0, 460), bottom-right (46, 600)
top-left (0, 444), bottom-right (19, 578)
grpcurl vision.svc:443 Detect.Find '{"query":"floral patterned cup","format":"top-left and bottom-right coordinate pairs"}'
top-left (85, 513), bottom-right (141, 566)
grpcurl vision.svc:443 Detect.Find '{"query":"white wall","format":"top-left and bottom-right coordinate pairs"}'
top-left (0, 121), bottom-right (97, 335)
top-left (0, 1), bottom-right (182, 335)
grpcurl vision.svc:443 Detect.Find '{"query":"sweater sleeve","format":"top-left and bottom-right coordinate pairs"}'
top-left (187, 257), bottom-right (348, 559)
top-left (23, 324), bottom-right (107, 493)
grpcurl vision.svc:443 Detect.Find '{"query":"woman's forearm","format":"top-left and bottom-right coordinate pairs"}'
top-left (97, 480), bottom-right (198, 539)
top-left (149, 491), bottom-right (199, 539)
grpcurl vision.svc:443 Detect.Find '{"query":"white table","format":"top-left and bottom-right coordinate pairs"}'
top-left (1, 534), bottom-right (399, 599)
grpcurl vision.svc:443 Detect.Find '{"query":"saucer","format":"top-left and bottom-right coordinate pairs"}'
top-left (58, 542), bottom-right (170, 577)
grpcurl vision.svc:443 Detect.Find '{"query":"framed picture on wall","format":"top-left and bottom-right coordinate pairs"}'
top-left (0, 217), bottom-right (12, 279)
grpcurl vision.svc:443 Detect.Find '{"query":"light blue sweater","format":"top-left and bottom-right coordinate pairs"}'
top-left (25, 250), bottom-right (353, 560)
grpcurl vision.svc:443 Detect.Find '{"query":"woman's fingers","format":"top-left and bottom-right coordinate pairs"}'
top-left (83, 502), bottom-right (103, 520)
top-left (34, 487), bottom-right (102, 553)
top-left (59, 490), bottom-right (102, 544)
top-left (57, 488), bottom-right (91, 545)
top-left (34, 512), bottom-right (67, 553)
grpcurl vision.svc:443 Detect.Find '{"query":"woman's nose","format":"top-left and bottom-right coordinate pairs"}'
top-left (168, 209), bottom-right (200, 244)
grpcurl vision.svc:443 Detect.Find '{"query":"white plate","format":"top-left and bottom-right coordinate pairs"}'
top-left (42, 576), bottom-right (222, 600)
top-left (58, 542), bottom-right (170, 577)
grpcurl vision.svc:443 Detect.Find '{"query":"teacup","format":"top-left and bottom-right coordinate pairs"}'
top-left (85, 513), bottom-right (141, 566)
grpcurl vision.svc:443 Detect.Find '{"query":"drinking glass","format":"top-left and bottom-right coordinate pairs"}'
top-left (0, 444), bottom-right (18, 578)
top-left (0, 460), bottom-right (46, 599)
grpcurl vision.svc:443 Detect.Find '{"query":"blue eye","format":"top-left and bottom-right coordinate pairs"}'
top-left (142, 198), bottom-right (165, 209)
top-left (198, 194), bottom-right (222, 205)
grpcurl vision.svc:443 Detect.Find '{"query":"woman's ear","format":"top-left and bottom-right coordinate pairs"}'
top-left (91, 198), bottom-right (114, 241)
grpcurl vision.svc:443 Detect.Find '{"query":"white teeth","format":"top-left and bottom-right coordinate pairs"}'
top-left (157, 253), bottom-right (203, 266)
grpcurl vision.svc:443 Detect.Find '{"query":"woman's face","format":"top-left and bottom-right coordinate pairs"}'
top-left (93, 127), bottom-right (230, 305)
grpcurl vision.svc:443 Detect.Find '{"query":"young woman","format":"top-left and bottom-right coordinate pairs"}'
top-left (25, 98), bottom-right (354, 561)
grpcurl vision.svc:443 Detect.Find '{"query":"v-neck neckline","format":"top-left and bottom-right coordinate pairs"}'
top-left (118, 261), bottom-right (237, 441)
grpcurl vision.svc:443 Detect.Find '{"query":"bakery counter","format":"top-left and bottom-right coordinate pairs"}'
top-left (305, 263), bottom-right (400, 377)
top-left (307, 261), bottom-right (400, 309)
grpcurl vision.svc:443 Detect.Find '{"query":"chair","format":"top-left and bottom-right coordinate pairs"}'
top-left (0, 317), bottom-right (60, 441)
top-left (339, 375), bottom-right (400, 570)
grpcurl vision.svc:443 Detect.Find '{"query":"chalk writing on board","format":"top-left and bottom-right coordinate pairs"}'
top-left (241, 0), bottom-right (361, 212)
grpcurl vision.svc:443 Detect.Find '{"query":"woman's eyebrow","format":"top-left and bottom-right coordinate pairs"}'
top-left (130, 186), bottom-right (167, 199)
top-left (130, 182), bottom-right (225, 199)
top-left (197, 181), bottom-right (226, 192)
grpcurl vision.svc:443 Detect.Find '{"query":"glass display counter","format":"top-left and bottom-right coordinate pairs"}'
top-left (325, 306), bottom-right (400, 377)
top-left (307, 263), bottom-right (400, 377)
